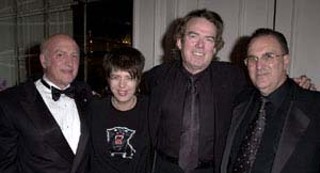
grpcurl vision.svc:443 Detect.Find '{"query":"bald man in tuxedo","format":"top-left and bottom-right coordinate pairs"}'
top-left (0, 34), bottom-right (92, 173)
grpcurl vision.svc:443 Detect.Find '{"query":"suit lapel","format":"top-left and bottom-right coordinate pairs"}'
top-left (271, 83), bottom-right (310, 173)
top-left (70, 81), bottom-right (93, 173)
top-left (271, 103), bottom-right (310, 173)
top-left (210, 64), bottom-right (226, 172)
top-left (19, 82), bottom-right (75, 163)
top-left (70, 97), bottom-right (90, 173)
top-left (221, 93), bottom-right (255, 172)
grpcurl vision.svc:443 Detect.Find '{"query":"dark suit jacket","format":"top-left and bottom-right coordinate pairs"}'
top-left (142, 60), bottom-right (248, 173)
top-left (221, 79), bottom-right (320, 173)
top-left (0, 80), bottom-right (92, 173)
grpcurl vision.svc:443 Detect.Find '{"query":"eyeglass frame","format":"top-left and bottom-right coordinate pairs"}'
top-left (244, 52), bottom-right (287, 66)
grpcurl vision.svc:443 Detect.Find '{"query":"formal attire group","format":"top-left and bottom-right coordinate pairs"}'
top-left (1, 62), bottom-right (320, 173)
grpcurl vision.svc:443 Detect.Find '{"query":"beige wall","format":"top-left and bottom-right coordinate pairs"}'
top-left (133, 0), bottom-right (320, 89)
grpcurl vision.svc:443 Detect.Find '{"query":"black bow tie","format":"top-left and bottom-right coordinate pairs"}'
top-left (41, 79), bottom-right (75, 101)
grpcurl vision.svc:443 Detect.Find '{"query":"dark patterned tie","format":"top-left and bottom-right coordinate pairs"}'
top-left (41, 79), bottom-right (75, 101)
top-left (232, 97), bottom-right (268, 173)
top-left (178, 77), bottom-right (200, 172)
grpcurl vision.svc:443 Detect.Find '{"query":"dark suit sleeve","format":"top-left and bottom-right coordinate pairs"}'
top-left (0, 96), bottom-right (19, 173)
top-left (140, 69), bottom-right (157, 95)
top-left (142, 65), bottom-right (165, 146)
top-left (140, 63), bottom-right (168, 96)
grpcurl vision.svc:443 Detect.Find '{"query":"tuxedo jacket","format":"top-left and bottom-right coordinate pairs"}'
top-left (0, 80), bottom-right (92, 173)
top-left (221, 79), bottom-right (320, 173)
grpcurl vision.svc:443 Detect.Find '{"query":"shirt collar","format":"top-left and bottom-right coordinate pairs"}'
top-left (264, 78), bottom-right (290, 110)
top-left (42, 75), bottom-right (71, 90)
top-left (180, 62), bottom-right (209, 81)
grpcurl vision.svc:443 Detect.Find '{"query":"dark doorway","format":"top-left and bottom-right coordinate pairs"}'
top-left (73, 0), bottom-right (133, 95)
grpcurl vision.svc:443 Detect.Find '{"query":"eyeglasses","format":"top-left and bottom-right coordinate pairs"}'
top-left (244, 52), bottom-right (286, 66)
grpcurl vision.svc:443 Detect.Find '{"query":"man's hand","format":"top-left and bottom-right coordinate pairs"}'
top-left (293, 75), bottom-right (317, 91)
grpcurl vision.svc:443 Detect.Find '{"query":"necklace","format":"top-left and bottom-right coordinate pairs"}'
top-left (111, 95), bottom-right (137, 111)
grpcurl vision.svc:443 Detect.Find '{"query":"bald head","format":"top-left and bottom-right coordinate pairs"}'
top-left (40, 34), bottom-right (79, 55)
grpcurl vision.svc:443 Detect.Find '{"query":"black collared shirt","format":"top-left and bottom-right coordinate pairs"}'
top-left (157, 63), bottom-right (215, 161)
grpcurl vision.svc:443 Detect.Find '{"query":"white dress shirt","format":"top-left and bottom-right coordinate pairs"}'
top-left (35, 77), bottom-right (81, 154)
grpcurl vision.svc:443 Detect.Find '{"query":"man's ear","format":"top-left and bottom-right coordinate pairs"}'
top-left (40, 54), bottom-right (47, 69)
top-left (176, 38), bottom-right (182, 50)
top-left (213, 47), bottom-right (217, 55)
top-left (283, 54), bottom-right (290, 70)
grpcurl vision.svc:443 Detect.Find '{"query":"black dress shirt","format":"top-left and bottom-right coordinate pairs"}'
top-left (157, 63), bottom-right (215, 161)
